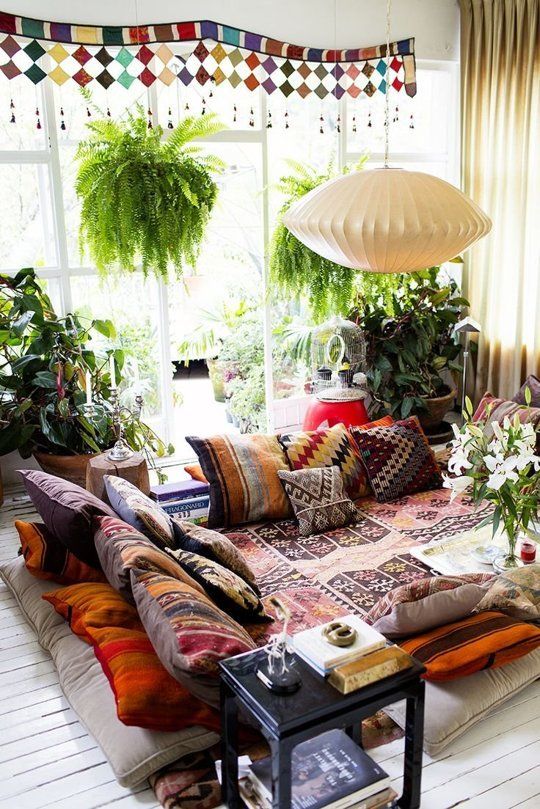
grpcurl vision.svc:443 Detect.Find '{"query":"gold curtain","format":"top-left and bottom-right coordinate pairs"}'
top-left (460, 0), bottom-right (540, 401)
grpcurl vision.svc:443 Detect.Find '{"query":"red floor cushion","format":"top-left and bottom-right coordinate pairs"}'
top-left (42, 582), bottom-right (221, 733)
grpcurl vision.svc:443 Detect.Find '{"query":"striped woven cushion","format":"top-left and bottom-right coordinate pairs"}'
top-left (473, 391), bottom-right (540, 437)
top-left (15, 521), bottom-right (106, 585)
top-left (42, 582), bottom-right (221, 732)
top-left (400, 610), bottom-right (540, 681)
top-left (131, 570), bottom-right (256, 707)
top-left (186, 433), bottom-right (292, 528)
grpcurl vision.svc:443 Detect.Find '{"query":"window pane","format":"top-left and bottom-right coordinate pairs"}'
top-left (0, 164), bottom-right (56, 270)
top-left (70, 274), bottom-right (163, 422)
top-left (0, 79), bottom-right (46, 150)
top-left (169, 141), bottom-right (265, 456)
top-left (56, 80), bottom-right (150, 267)
top-left (346, 68), bottom-right (453, 155)
top-left (267, 94), bottom-right (340, 401)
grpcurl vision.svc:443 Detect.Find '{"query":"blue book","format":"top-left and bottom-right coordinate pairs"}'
top-left (161, 496), bottom-right (210, 515)
top-left (151, 480), bottom-right (209, 502)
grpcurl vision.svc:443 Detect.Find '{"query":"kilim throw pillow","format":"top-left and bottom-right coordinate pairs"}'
top-left (15, 520), bottom-right (106, 585)
top-left (172, 519), bottom-right (260, 594)
top-left (399, 610), bottom-right (540, 681)
top-left (165, 548), bottom-right (271, 623)
top-left (365, 573), bottom-right (495, 626)
top-left (104, 475), bottom-right (176, 549)
top-left (94, 515), bottom-right (206, 604)
top-left (278, 466), bottom-right (360, 537)
top-left (131, 570), bottom-right (257, 708)
top-left (473, 392), bottom-right (540, 439)
top-left (352, 416), bottom-right (443, 502)
top-left (279, 422), bottom-right (369, 499)
top-left (185, 433), bottom-right (292, 528)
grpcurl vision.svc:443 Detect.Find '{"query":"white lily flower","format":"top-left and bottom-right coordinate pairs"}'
top-left (443, 474), bottom-right (473, 501)
top-left (492, 421), bottom-right (504, 441)
top-left (486, 472), bottom-right (507, 490)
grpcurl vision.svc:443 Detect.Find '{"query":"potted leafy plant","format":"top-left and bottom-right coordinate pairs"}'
top-left (354, 268), bottom-right (467, 427)
top-left (0, 268), bottom-right (171, 484)
top-left (270, 158), bottom-right (367, 322)
top-left (75, 102), bottom-right (225, 280)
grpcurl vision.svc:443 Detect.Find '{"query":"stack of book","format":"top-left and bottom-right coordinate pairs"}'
top-left (293, 615), bottom-right (413, 694)
top-left (240, 729), bottom-right (396, 809)
top-left (150, 479), bottom-right (210, 523)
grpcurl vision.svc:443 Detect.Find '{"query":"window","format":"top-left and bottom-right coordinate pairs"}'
top-left (0, 58), bottom-right (458, 462)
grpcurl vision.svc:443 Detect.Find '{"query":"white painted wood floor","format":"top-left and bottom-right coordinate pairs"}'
top-left (1, 490), bottom-right (539, 808)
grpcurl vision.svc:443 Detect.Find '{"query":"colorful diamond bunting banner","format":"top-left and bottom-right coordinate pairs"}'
top-left (0, 14), bottom-right (417, 97)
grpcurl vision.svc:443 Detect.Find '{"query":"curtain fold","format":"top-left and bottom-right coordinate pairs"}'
top-left (460, 0), bottom-right (540, 401)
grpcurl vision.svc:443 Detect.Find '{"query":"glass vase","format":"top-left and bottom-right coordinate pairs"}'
top-left (493, 529), bottom-right (525, 574)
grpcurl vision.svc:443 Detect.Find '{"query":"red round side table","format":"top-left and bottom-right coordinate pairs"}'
top-left (302, 389), bottom-right (370, 430)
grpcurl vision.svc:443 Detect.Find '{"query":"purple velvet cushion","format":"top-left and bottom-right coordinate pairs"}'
top-left (513, 374), bottom-right (540, 408)
top-left (19, 469), bottom-right (115, 568)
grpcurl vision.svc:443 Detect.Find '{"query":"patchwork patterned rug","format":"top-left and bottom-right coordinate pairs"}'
top-left (152, 489), bottom-right (490, 808)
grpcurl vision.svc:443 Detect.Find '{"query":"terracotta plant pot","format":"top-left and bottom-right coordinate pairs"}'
top-left (33, 451), bottom-right (99, 488)
top-left (418, 388), bottom-right (457, 430)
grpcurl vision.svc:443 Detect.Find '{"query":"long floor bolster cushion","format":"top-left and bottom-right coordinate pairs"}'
top-left (386, 647), bottom-right (540, 757)
top-left (0, 557), bottom-right (219, 788)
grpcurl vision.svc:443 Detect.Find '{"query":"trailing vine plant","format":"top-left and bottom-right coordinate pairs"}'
top-left (75, 98), bottom-right (225, 281)
top-left (269, 158), bottom-right (367, 322)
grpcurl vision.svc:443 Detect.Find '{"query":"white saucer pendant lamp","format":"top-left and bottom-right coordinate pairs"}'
top-left (282, 167), bottom-right (492, 273)
top-left (283, 0), bottom-right (492, 274)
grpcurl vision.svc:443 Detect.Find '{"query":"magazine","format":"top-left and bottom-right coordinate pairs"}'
top-left (409, 524), bottom-right (508, 575)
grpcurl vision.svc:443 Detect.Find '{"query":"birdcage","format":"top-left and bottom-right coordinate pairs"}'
top-left (310, 316), bottom-right (367, 392)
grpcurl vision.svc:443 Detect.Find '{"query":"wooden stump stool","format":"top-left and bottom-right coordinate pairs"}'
top-left (86, 451), bottom-right (150, 502)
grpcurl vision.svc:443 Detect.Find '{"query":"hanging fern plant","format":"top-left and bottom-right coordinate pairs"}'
top-left (75, 103), bottom-right (225, 280)
top-left (270, 158), bottom-right (367, 322)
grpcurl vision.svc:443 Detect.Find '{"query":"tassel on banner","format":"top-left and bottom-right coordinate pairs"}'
top-left (167, 106), bottom-right (174, 129)
top-left (284, 109), bottom-right (289, 129)
top-left (35, 106), bottom-right (41, 130)
top-left (9, 97), bottom-right (15, 124)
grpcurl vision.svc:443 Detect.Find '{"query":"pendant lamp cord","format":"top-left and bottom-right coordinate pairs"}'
top-left (384, 0), bottom-right (391, 168)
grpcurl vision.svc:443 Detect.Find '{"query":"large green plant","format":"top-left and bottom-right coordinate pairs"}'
top-left (270, 158), bottom-right (367, 322)
top-left (354, 268), bottom-right (468, 420)
top-left (75, 105), bottom-right (225, 280)
top-left (0, 269), bottom-right (171, 473)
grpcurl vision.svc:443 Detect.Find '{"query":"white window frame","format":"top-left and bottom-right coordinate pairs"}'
top-left (0, 58), bottom-right (459, 460)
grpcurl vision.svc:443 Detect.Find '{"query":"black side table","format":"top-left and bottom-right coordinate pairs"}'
top-left (220, 648), bottom-right (425, 809)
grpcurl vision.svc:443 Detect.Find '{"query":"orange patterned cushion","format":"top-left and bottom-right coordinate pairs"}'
top-left (186, 433), bottom-right (292, 528)
top-left (279, 422), bottom-right (369, 498)
top-left (42, 582), bottom-right (220, 733)
top-left (399, 610), bottom-right (540, 681)
top-left (15, 521), bottom-right (106, 585)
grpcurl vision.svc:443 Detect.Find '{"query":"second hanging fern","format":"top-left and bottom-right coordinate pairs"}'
top-left (75, 104), bottom-right (225, 280)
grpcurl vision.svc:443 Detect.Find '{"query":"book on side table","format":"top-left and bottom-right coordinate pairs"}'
top-left (242, 729), bottom-right (395, 809)
top-left (292, 614), bottom-right (414, 694)
top-left (292, 615), bottom-right (386, 676)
